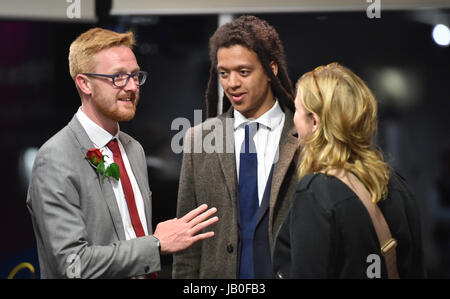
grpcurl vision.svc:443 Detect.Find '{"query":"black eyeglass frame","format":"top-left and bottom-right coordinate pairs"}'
top-left (82, 71), bottom-right (148, 87)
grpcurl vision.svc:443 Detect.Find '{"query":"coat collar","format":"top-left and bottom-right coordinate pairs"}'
top-left (269, 108), bottom-right (298, 207)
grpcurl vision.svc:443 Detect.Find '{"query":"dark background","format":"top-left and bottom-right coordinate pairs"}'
top-left (0, 4), bottom-right (449, 278)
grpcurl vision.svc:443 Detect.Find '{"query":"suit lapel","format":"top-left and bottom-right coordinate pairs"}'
top-left (68, 115), bottom-right (126, 240)
top-left (269, 110), bottom-right (298, 211)
top-left (216, 109), bottom-right (238, 207)
top-left (119, 133), bottom-right (153, 234)
top-left (101, 178), bottom-right (126, 240)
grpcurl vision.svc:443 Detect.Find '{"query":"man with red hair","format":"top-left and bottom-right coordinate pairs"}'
top-left (27, 27), bottom-right (218, 279)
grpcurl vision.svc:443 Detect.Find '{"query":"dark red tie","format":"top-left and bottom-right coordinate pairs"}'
top-left (107, 139), bottom-right (158, 279)
top-left (107, 139), bottom-right (146, 237)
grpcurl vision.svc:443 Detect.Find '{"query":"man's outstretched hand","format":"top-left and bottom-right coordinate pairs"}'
top-left (153, 204), bottom-right (218, 255)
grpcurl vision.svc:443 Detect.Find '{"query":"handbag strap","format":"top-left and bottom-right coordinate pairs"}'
top-left (326, 170), bottom-right (399, 279)
top-left (357, 190), bottom-right (399, 279)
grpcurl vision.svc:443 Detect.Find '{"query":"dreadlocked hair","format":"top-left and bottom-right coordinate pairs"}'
top-left (206, 15), bottom-right (295, 118)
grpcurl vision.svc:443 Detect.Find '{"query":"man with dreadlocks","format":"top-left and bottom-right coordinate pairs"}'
top-left (172, 15), bottom-right (300, 278)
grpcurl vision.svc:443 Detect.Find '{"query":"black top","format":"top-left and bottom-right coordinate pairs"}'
top-left (273, 171), bottom-right (426, 279)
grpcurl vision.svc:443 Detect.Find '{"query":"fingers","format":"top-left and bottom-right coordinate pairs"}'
top-left (156, 205), bottom-right (219, 254)
top-left (192, 231), bottom-right (215, 243)
top-left (188, 207), bottom-right (218, 228)
top-left (178, 204), bottom-right (219, 248)
top-left (180, 204), bottom-right (209, 222)
top-left (189, 214), bottom-right (219, 235)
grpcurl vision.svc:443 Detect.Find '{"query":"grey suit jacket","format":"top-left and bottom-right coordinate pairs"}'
top-left (26, 115), bottom-right (161, 278)
top-left (172, 107), bottom-right (300, 278)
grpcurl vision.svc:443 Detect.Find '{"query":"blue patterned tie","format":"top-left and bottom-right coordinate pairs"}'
top-left (238, 122), bottom-right (259, 278)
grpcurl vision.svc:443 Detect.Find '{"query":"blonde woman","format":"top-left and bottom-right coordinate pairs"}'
top-left (272, 63), bottom-right (425, 278)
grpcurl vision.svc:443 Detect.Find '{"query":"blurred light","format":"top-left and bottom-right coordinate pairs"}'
top-left (19, 147), bottom-right (38, 187)
top-left (367, 66), bottom-right (421, 109)
top-left (432, 24), bottom-right (450, 47)
top-left (379, 69), bottom-right (408, 101)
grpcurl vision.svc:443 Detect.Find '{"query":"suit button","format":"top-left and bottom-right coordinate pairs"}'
top-left (144, 266), bottom-right (150, 273)
top-left (226, 244), bottom-right (234, 253)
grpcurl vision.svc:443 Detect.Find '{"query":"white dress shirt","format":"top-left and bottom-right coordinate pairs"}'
top-left (76, 107), bottom-right (149, 240)
top-left (234, 100), bottom-right (285, 205)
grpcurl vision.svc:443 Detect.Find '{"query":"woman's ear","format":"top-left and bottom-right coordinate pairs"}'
top-left (311, 113), bottom-right (320, 134)
top-left (75, 74), bottom-right (92, 96)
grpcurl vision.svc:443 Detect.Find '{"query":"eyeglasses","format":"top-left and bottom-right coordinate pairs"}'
top-left (311, 62), bottom-right (339, 102)
top-left (82, 71), bottom-right (148, 88)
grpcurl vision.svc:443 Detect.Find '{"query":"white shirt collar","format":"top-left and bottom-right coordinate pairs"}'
top-left (234, 100), bottom-right (284, 131)
top-left (76, 107), bottom-right (120, 148)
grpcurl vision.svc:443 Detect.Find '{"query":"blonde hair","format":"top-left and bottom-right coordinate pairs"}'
top-left (296, 63), bottom-right (390, 203)
top-left (68, 27), bottom-right (135, 82)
